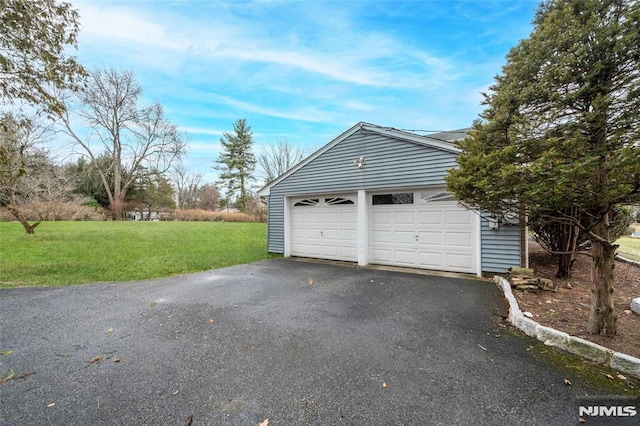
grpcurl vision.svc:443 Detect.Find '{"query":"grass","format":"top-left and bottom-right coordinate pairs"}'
top-left (616, 236), bottom-right (640, 262)
top-left (0, 221), bottom-right (280, 287)
top-left (505, 327), bottom-right (640, 396)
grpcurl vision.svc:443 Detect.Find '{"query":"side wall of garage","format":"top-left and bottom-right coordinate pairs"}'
top-left (480, 218), bottom-right (522, 273)
top-left (265, 127), bottom-right (521, 273)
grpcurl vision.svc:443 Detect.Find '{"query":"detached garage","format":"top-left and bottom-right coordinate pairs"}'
top-left (258, 122), bottom-right (524, 276)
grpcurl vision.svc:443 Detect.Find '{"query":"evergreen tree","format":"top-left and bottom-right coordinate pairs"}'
top-left (215, 119), bottom-right (256, 211)
top-left (446, 0), bottom-right (640, 337)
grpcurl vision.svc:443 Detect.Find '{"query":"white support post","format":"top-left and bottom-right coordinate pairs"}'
top-left (284, 196), bottom-right (291, 257)
top-left (357, 190), bottom-right (368, 266)
top-left (475, 213), bottom-right (482, 277)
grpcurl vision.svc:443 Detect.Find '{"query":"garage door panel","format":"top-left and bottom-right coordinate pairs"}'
top-left (418, 231), bottom-right (442, 244)
top-left (305, 212), bottom-right (322, 222)
top-left (306, 228), bottom-right (322, 239)
top-left (394, 231), bottom-right (415, 244)
top-left (371, 230), bottom-right (392, 243)
top-left (322, 211), bottom-right (339, 224)
top-left (446, 253), bottom-right (474, 270)
top-left (290, 194), bottom-right (357, 262)
top-left (341, 246), bottom-right (357, 258)
top-left (306, 244), bottom-right (323, 256)
top-left (446, 232), bottom-right (472, 247)
top-left (291, 228), bottom-right (307, 239)
top-left (370, 199), bottom-right (478, 274)
top-left (371, 248), bottom-right (392, 262)
top-left (446, 210), bottom-right (473, 225)
top-left (341, 211), bottom-right (357, 223)
top-left (322, 244), bottom-right (340, 257)
top-left (341, 229), bottom-right (357, 241)
top-left (418, 211), bottom-right (442, 225)
top-left (394, 250), bottom-right (417, 265)
top-left (418, 252), bottom-right (443, 268)
top-left (291, 242), bottom-right (306, 253)
top-left (393, 211), bottom-right (415, 225)
top-left (371, 211), bottom-right (391, 224)
top-left (322, 228), bottom-right (339, 240)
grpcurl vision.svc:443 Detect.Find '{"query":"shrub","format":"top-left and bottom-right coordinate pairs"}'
top-left (0, 201), bottom-right (104, 222)
top-left (174, 209), bottom-right (263, 222)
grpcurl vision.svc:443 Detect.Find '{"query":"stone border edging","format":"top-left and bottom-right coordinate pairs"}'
top-left (615, 254), bottom-right (640, 268)
top-left (493, 275), bottom-right (640, 379)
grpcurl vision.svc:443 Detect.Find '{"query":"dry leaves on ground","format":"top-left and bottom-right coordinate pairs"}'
top-left (514, 241), bottom-right (640, 359)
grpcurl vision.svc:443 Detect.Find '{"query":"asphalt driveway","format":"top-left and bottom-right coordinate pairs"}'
top-left (0, 259), bottom-right (604, 424)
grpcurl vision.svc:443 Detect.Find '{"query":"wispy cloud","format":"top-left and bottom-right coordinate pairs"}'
top-left (70, 0), bottom-right (537, 180)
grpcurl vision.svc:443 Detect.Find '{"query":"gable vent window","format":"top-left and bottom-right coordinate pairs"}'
top-left (325, 197), bottom-right (355, 205)
top-left (372, 193), bottom-right (414, 205)
top-left (294, 198), bottom-right (320, 207)
top-left (420, 192), bottom-right (456, 203)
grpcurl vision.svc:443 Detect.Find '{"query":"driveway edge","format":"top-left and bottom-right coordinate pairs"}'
top-left (493, 276), bottom-right (640, 379)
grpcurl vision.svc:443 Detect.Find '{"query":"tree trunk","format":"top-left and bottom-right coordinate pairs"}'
top-left (556, 223), bottom-right (579, 279)
top-left (7, 204), bottom-right (40, 234)
top-left (556, 253), bottom-right (573, 279)
top-left (588, 216), bottom-right (617, 337)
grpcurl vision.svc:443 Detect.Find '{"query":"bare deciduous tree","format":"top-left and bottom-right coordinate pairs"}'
top-left (172, 162), bottom-right (203, 209)
top-left (195, 183), bottom-right (220, 211)
top-left (0, 113), bottom-right (53, 232)
top-left (59, 68), bottom-right (187, 219)
top-left (257, 139), bottom-right (305, 185)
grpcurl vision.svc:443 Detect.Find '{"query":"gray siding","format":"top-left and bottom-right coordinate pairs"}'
top-left (266, 127), bottom-right (523, 274)
top-left (267, 129), bottom-right (458, 253)
top-left (480, 218), bottom-right (522, 273)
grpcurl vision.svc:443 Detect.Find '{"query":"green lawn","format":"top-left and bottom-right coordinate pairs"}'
top-left (0, 221), bottom-right (279, 287)
top-left (616, 236), bottom-right (640, 262)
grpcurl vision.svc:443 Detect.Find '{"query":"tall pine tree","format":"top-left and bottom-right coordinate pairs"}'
top-left (215, 119), bottom-right (256, 212)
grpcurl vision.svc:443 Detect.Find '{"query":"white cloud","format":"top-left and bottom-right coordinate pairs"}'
top-left (78, 3), bottom-right (191, 51)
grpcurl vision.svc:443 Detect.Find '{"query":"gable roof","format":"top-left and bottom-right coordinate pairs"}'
top-left (258, 122), bottom-right (470, 196)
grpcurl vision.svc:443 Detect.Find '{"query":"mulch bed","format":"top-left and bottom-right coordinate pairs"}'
top-left (512, 241), bottom-right (640, 359)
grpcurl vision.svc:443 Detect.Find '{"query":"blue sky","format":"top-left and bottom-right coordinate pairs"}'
top-left (71, 0), bottom-right (539, 184)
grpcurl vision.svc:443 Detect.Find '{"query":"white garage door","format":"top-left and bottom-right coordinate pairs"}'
top-left (290, 195), bottom-right (358, 261)
top-left (369, 191), bottom-right (478, 274)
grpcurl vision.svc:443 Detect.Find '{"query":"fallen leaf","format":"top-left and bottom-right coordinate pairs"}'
top-left (543, 340), bottom-right (555, 346)
top-left (0, 349), bottom-right (14, 356)
top-left (307, 279), bottom-right (314, 285)
top-left (209, 319), bottom-right (215, 324)
top-left (616, 374), bottom-right (627, 381)
top-left (89, 356), bottom-right (105, 364)
top-left (106, 327), bottom-right (114, 334)
top-left (47, 402), bottom-right (55, 408)
top-left (382, 382), bottom-right (387, 389)
top-left (563, 378), bottom-right (571, 386)
top-left (523, 311), bottom-right (534, 318)
top-left (1, 370), bottom-right (16, 385)
top-left (578, 417), bottom-right (586, 423)
top-left (605, 373), bottom-right (614, 380)
top-left (172, 389), bottom-right (179, 396)
top-left (114, 357), bottom-right (121, 363)
top-left (259, 419), bottom-right (269, 426)
top-left (185, 413), bottom-right (193, 426)
top-left (623, 310), bottom-right (632, 315)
